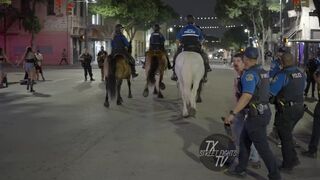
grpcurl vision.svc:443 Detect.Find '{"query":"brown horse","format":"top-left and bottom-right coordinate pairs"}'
top-left (104, 54), bottom-right (132, 107)
top-left (143, 50), bottom-right (167, 98)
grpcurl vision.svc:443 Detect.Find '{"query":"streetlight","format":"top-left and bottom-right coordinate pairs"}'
top-left (244, 28), bottom-right (250, 47)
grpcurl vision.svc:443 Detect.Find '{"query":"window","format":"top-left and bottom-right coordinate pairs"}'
top-left (73, 0), bottom-right (77, 15)
top-left (80, 2), bottom-right (84, 17)
top-left (20, 0), bottom-right (30, 15)
top-left (47, 0), bottom-right (55, 16)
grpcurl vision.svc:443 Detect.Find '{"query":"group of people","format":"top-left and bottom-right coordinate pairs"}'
top-left (224, 45), bottom-right (320, 180)
top-left (79, 14), bottom-right (211, 84)
top-left (0, 47), bottom-right (45, 91)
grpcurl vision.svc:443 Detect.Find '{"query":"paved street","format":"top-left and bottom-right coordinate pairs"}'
top-left (1, 65), bottom-right (320, 180)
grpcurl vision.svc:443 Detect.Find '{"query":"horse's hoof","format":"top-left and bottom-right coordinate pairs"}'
top-left (189, 108), bottom-right (196, 117)
top-left (104, 102), bottom-right (110, 108)
top-left (117, 101), bottom-right (122, 105)
top-left (158, 93), bottom-right (164, 99)
top-left (183, 114), bottom-right (189, 118)
top-left (160, 82), bottom-right (166, 90)
top-left (119, 97), bottom-right (123, 103)
top-left (128, 94), bottom-right (133, 98)
top-left (196, 97), bottom-right (202, 103)
top-left (143, 90), bottom-right (149, 97)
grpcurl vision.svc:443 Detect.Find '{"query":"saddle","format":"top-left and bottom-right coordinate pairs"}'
top-left (181, 44), bottom-right (201, 53)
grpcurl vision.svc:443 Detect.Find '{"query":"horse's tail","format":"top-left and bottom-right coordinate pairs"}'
top-left (147, 55), bottom-right (159, 85)
top-left (108, 55), bottom-right (117, 99)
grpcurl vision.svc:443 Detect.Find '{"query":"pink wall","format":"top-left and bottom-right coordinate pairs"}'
top-left (4, 32), bottom-right (69, 65)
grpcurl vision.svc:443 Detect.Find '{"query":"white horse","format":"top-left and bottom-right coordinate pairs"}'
top-left (175, 51), bottom-right (205, 118)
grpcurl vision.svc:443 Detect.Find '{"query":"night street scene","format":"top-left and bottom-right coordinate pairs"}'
top-left (1, 0), bottom-right (320, 180)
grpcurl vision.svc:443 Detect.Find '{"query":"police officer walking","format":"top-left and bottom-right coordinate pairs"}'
top-left (270, 53), bottom-right (305, 172)
top-left (224, 47), bottom-right (281, 180)
top-left (111, 24), bottom-right (138, 78)
top-left (148, 24), bottom-right (172, 69)
top-left (97, 46), bottom-right (108, 81)
top-left (269, 47), bottom-right (286, 79)
top-left (79, 48), bottom-right (95, 81)
top-left (301, 67), bottom-right (320, 158)
top-left (171, 15), bottom-right (211, 81)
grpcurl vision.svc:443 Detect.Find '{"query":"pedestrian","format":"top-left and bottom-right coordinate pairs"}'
top-left (229, 52), bottom-right (261, 169)
top-left (35, 50), bottom-right (45, 81)
top-left (304, 53), bottom-right (318, 98)
top-left (0, 47), bottom-right (9, 88)
top-left (270, 52), bottom-right (305, 172)
top-left (17, 47), bottom-right (37, 92)
top-left (224, 47), bottom-right (281, 180)
top-left (97, 46), bottom-right (108, 81)
top-left (59, 48), bottom-right (68, 65)
top-left (79, 48), bottom-right (95, 81)
top-left (301, 66), bottom-right (320, 158)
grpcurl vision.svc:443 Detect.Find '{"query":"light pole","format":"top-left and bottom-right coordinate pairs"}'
top-left (279, 0), bottom-right (283, 44)
top-left (244, 28), bottom-right (250, 47)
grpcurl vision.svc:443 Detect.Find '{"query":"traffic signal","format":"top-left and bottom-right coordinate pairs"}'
top-left (66, 2), bottom-right (74, 16)
top-left (293, 0), bottom-right (301, 11)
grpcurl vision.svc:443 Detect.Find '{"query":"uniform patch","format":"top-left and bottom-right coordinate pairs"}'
top-left (291, 73), bottom-right (302, 78)
top-left (245, 74), bottom-right (254, 81)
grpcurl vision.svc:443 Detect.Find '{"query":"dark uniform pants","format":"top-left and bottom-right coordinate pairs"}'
top-left (236, 108), bottom-right (281, 180)
top-left (309, 101), bottom-right (320, 153)
top-left (305, 75), bottom-right (316, 96)
top-left (275, 104), bottom-right (304, 168)
top-left (83, 64), bottom-right (93, 79)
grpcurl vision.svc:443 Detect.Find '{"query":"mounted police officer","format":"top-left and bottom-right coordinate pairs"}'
top-left (270, 52), bottom-right (305, 172)
top-left (171, 15), bottom-right (211, 82)
top-left (148, 24), bottom-right (172, 69)
top-left (110, 24), bottom-right (138, 78)
top-left (224, 47), bottom-right (281, 180)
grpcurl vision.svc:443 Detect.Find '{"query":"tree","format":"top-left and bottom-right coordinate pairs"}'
top-left (221, 27), bottom-right (247, 50)
top-left (21, 0), bottom-right (47, 48)
top-left (91, 0), bottom-right (178, 41)
top-left (215, 0), bottom-right (280, 65)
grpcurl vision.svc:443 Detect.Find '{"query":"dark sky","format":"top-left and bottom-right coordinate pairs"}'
top-left (162, 0), bottom-right (225, 37)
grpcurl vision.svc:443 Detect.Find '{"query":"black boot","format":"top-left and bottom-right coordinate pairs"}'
top-left (166, 56), bottom-right (172, 69)
top-left (171, 71), bottom-right (177, 81)
top-left (30, 80), bottom-right (35, 92)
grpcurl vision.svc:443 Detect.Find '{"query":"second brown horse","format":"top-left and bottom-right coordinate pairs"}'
top-left (143, 50), bottom-right (167, 98)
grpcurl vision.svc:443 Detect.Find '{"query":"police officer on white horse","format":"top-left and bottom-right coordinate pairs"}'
top-left (171, 15), bottom-right (211, 82)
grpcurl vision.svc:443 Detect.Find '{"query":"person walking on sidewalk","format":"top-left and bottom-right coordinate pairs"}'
top-left (97, 46), bottom-right (108, 81)
top-left (35, 50), bottom-right (45, 81)
top-left (301, 67), bottom-right (320, 158)
top-left (17, 47), bottom-right (37, 92)
top-left (224, 47), bottom-right (281, 180)
top-left (270, 53), bottom-right (305, 173)
top-left (79, 48), bottom-right (95, 81)
top-left (0, 47), bottom-right (9, 88)
top-left (305, 54), bottom-right (318, 98)
top-left (59, 49), bottom-right (68, 65)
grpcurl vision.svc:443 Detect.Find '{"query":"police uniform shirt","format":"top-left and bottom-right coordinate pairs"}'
top-left (269, 58), bottom-right (281, 78)
top-left (111, 34), bottom-right (130, 50)
top-left (149, 32), bottom-right (165, 45)
top-left (241, 65), bottom-right (263, 95)
top-left (270, 66), bottom-right (305, 96)
top-left (176, 24), bottom-right (204, 42)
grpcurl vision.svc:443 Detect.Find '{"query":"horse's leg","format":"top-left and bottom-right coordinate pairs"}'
top-left (157, 74), bottom-right (164, 99)
top-left (104, 77), bottom-right (110, 108)
top-left (153, 86), bottom-right (158, 95)
top-left (179, 82), bottom-right (189, 118)
top-left (127, 79), bottom-right (132, 98)
top-left (196, 80), bottom-right (203, 103)
top-left (159, 71), bottom-right (165, 90)
top-left (143, 59), bottom-right (149, 97)
top-left (190, 79), bottom-right (201, 117)
top-left (117, 79), bottom-right (123, 105)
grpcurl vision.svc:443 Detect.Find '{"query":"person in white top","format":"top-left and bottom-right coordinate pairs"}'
top-left (35, 50), bottom-right (45, 81)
